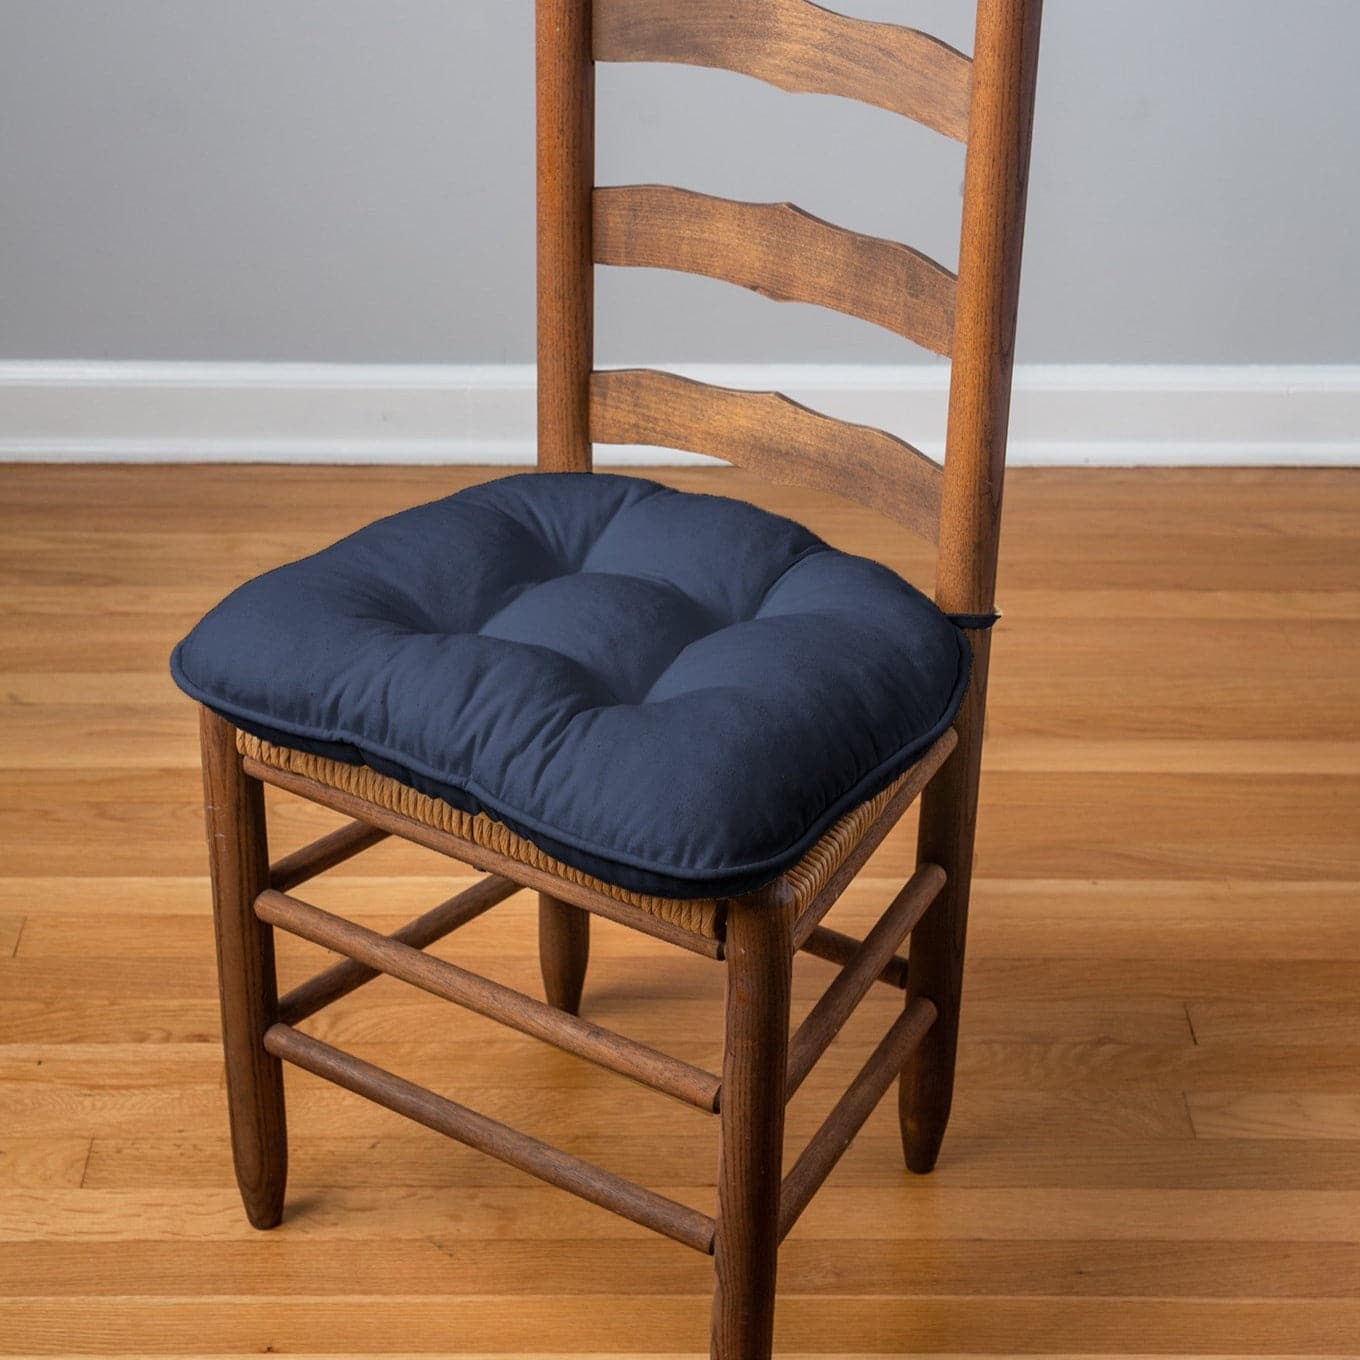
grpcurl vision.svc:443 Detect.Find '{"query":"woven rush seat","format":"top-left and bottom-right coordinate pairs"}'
top-left (172, 473), bottom-right (971, 921)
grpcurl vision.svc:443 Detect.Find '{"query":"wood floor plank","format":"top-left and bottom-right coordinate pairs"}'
top-left (0, 1355), bottom-right (1335, 1360)
top-left (79, 1134), bottom-right (1360, 1191)
top-left (16, 1030), bottom-right (1337, 1096)
top-left (1186, 1092), bottom-right (1360, 1141)
top-left (1187, 1000), bottom-right (1360, 1047)
top-left (0, 1138), bottom-right (90, 1189)
top-left (0, 1074), bottom-right (1193, 1141)
top-left (0, 993), bottom-right (1197, 1048)
top-left (4, 1186), bottom-right (1355, 1244)
top-left (12, 951), bottom-right (1354, 1004)
top-left (0, 1237), bottom-right (1355, 1300)
top-left (0, 1353), bottom-right (1344, 1360)
top-left (3, 1295), bottom-right (1359, 1355)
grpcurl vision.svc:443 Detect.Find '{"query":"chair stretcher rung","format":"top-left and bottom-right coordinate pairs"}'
top-left (256, 888), bottom-right (723, 1113)
top-left (263, 1023), bottom-right (716, 1253)
top-left (786, 864), bottom-right (945, 1098)
top-left (778, 997), bottom-right (938, 1242)
top-left (269, 818), bottom-right (390, 892)
top-left (798, 924), bottom-right (909, 989)
top-left (277, 874), bottom-right (520, 1025)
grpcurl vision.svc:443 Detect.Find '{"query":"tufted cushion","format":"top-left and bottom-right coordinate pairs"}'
top-left (171, 473), bottom-right (970, 900)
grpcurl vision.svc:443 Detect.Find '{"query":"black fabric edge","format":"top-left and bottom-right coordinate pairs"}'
top-left (948, 611), bottom-right (1002, 631)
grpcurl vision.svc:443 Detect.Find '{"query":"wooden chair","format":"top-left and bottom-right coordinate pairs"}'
top-left (193, 3), bottom-right (1043, 1356)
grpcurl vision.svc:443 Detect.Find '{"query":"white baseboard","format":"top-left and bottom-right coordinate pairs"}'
top-left (1, 360), bottom-right (1357, 466)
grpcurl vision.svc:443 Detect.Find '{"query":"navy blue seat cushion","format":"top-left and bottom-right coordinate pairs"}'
top-left (172, 473), bottom-right (970, 900)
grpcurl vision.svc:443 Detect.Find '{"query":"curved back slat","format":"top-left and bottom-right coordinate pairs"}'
top-left (594, 0), bottom-right (973, 142)
top-left (594, 186), bottom-right (957, 357)
top-left (539, 0), bottom-right (1044, 555)
top-left (591, 369), bottom-right (943, 543)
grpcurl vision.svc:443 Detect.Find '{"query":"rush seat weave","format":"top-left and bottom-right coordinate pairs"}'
top-left (173, 473), bottom-right (971, 903)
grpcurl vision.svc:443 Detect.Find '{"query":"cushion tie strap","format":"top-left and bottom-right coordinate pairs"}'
top-left (948, 610), bottom-right (1002, 631)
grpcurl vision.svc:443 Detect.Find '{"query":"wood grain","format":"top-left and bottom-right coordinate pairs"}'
top-left (536, 0), bottom-right (594, 471)
top-left (3, 1235), bottom-right (1357, 1298)
top-left (593, 0), bottom-right (973, 142)
top-left (538, 894), bottom-right (590, 1014)
top-left (197, 708), bottom-right (287, 1230)
top-left (592, 368), bottom-right (943, 541)
top-left (1186, 1092), bottom-right (1360, 1141)
top-left (0, 1138), bottom-right (89, 1190)
top-left (4, 1295), bottom-right (1360, 1355)
top-left (594, 185), bottom-right (956, 355)
top-left (904, 0), bottom-right (1045, 1176)
top-left (711, 893), bottom-right (792, 1359)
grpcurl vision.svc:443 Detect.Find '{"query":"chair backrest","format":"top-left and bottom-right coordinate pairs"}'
top-left (536, 0), bottom-right (1044, 622)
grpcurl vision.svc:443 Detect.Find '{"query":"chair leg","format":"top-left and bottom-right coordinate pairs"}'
top-left (538, 893), bottom-right (590, 1014)
top-left (199, 707), bottom-right (288, 1229)
top-left (711, 893), bottom-right (792, 1360)
top-left (899, 635), bottom-right (991, 1174)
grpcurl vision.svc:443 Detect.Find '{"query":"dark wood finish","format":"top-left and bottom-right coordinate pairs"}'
top-left (591, 368), bottom-right (943, 542)
top-left (277, 874), bottom-right (520, 1025)
top-left (241, 754), bottom-right (724, 960)
top-left (537, 0), bottom-right (595, 472)
top-left (785, 864), bottom-right (945, 1098)
top-left (901, 0), bottom-right (1045, 1177)
top-left (594, 185), bottom-right (956, 356)
top-left (257, 888), bottom-right (723, 1113)
top-left (538, 894), bottom-right (590, 1014)
top-left (711, 891), bottom-right (792, 1360)
top-left (198, 708), bottom-right (287, 1230)
top-left (780, 998), bottom-right (938, 1241)
top-left (593, 0), bottom-right (972, 142)
top-left (791, 729), bottom-right (958, 947)
top-left (264, 1023), bottom-right (716, 1253)
top-left (799, 924), bottom-right (909, 990)
top-left (268, 819), bottom-right (389, 893)
top-left (534, 4), bottom-right (599, 1026)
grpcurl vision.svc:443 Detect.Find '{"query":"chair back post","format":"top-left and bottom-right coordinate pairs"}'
top-left (901, 0), bottom-right (1044, 1178)
top-left (536, 0), bottom-right (596, 472)
top-left (936, 0), bottom-right (1045, 618)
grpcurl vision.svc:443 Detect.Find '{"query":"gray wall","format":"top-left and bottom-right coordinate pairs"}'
top-left (2, 0), bottom-right (1357, 366)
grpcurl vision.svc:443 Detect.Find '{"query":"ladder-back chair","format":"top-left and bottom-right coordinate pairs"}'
top-left (176, 3), bottom-right (1044, 1356)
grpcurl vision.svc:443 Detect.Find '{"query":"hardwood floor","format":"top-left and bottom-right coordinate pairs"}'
top-left (1, 463), bottom-right (1358, 1357)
